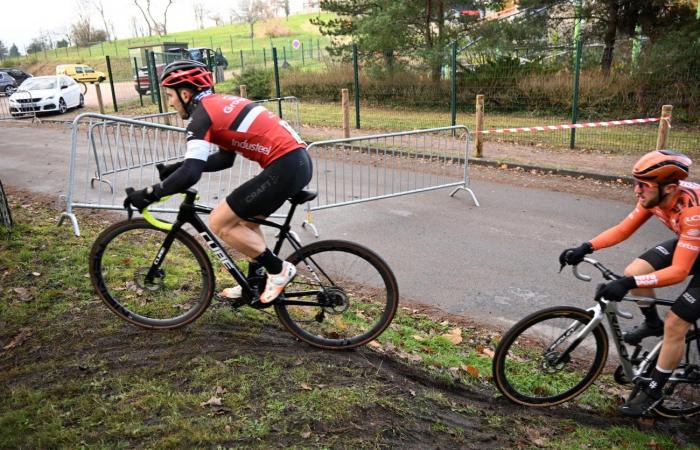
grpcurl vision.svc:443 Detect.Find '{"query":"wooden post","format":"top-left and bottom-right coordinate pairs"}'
top-left (474, 94), bottom-right (484, 158)
top-left (95, 83), bottom-right (105, 115)
top-left (341, 88), bottom-right (350, 138)
top-left (656, 104), bottom-right (673, 150)
top-left (240, 84), bottom-right (247, 98)
top-left (160, 86), bottom-right (169, 113)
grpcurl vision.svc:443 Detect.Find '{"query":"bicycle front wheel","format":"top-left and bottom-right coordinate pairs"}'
top-left (654, 331), bottom-right (700, 418)
top-left (275, 240), bottom-right (399, 350)
top-left (493, 306), bottom-right (609, 406)
top-left (89, 219), bottom-right (215, 329)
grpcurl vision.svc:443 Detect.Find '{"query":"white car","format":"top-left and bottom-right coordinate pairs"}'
top-left (9, 75), bottom-right (84, 117)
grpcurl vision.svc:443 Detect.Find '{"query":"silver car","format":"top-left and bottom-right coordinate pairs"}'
top-left (0, 71), bottom-right (17, 96)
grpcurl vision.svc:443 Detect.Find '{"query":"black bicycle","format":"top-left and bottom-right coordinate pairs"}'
top-left (89, 188), bottom-right (399, 350)
top-left (492, 257), bottom-right (700, 418)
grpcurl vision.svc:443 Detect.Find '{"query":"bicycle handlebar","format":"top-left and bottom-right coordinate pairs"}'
top-left (571, 256), bottom-right (622, 282)
top-left (124, 187), bottom-right (200, 231)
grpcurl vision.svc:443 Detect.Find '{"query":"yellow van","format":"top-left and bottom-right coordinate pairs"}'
top-left (56, 64), bottom-right (106, 83)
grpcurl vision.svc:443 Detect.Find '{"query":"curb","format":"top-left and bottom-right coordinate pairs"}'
top-left (469, 157), bottom-right (634, 185)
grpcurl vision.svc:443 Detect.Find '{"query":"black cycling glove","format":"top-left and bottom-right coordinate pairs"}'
top-left (594, 277), bottom-right (637, 302)
top-left (124, 185), bottom-right (160, 213)
top-left (156, 162), bottom-right (183, 181)
top-left (559, 242), bottom-right (594, 268)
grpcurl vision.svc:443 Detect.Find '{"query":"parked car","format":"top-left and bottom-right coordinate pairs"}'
top-left (0, 71), bottom-right (17, 96)
top-left (56, 64), bottom-right (106, 84)
top-left (8, 75), bottom-right (84, 117)
top-left (133, 63), bottom-right (165, 95)
top-left (0, 67), bottom-right (32, 85)
top-left (170, 47), bottom-right (228, 69)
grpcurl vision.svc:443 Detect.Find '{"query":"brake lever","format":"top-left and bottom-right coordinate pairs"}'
top-left (124, 187), bottom-right (135, 220)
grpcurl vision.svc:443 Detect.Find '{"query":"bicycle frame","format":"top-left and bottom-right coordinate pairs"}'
top-left (141, 189), bottom-right (320, 306)
top-left (553, 257), bottom-right (700, 386)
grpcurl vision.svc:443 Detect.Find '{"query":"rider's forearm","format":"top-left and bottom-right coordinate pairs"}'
top-left (203, 150), bottom-right (236, 172)
top-left (154, 158), bottom-right (205, 197)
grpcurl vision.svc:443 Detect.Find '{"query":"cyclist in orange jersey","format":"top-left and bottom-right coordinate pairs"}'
top-left (560, 149), bottom-right (700, 417)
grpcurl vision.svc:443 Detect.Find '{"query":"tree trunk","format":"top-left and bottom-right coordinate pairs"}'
top-left (600, 0), bottom-right (619, 76)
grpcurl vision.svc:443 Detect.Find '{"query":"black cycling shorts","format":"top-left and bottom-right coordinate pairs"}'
top-left (638, 239), bottom-right (700, 322)
top-left (226, 148), bottom-right (312, 219)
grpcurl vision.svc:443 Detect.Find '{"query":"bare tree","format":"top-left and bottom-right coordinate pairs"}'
top-left (91, 0), bottom-right (115, 40)
top-left (132, 0), bottom-right (174, 36)
top-left (130, 16), bottom-right (146, 37)
top-left (193, 1), bottom-right (206, 29)
top-left (208, 12), bottom-right (224, 26)
top-left (232, 0), bottom-right (274, 39)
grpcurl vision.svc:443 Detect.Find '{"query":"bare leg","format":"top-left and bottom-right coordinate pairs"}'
top-left (209, 201), bottom-right (265, 258)
top-left (657, 312), bottom-right (691, 369)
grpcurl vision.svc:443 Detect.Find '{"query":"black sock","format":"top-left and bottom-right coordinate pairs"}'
top-left (640, 306), bottom-right (663, 327)
top-left (255, 248), bottom-right (283, 275)
top-left (247, 261), bottom-right (264, 278)
top-left (646, 366), bottom-right (672, 398)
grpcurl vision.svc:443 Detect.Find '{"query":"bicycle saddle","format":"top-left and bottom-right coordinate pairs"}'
top-left (289, 190), bottom-right (317, 205)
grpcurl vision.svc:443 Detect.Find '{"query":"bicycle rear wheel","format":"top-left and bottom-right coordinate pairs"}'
top-left (89, 219), bottom-right (214, 329)
top-left (653, 331), bottom-right (700, 418)
top-left (274, 240), bottom-right (399, 350)
top-left (493, 306), bottom-right (609, 406)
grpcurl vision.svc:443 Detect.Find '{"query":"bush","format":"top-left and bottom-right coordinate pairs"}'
top-left (233, 68), bottom-right (273, 99)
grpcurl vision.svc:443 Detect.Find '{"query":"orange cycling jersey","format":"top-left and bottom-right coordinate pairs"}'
top-left (590, 180), bottom-right (700, 288)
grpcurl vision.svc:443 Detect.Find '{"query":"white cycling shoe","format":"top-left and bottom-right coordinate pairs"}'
top-left (259, 261), bottom-right (296, 304)
top-left (220, 285), bottom-right (243, 299)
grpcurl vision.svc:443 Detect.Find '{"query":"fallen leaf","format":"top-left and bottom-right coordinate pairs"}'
top-left (477, 347), bottom-right (495, 358)
top-left (3, 328), bottom-right (32, 350)
top-left (200, 396), bottom-right (222, 407)
top-left (13, 287), bottom-right (33, 302)
top-left (461, 364), bottom-right (481, 378)
top-left (224, 425), bottom-right (231, 433)
top-left (215, 386), bottom-right (228, 395)
top-left (31, 272), bottom-right (41, 277)
top-left (301, 430), bottom-right (311, 439)
top-left (441, 327), bottom-right (463, 345)
top-left (412, 335), bottom-right (425, 342)
top-left (367, 340), bottom-right (382, 349)
top-left (440, 320), bottom-right (450, 326)
top-left (300, 383), bottom-right (312, 391)
top-left (409, 389), bottom-right (416, 397)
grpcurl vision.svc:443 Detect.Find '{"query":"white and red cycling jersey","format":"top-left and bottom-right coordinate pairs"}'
top-left (184, 94), bottom-right (305, 167)
top-left (590, 180), bottom-right (700, 288)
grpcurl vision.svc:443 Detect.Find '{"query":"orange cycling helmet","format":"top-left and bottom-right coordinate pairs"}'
top-left (632, 149), bottom-right (691, 184)
top-left (160, 60), bottom-right (213, 91)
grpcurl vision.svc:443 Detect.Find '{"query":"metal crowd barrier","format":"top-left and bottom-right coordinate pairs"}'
top-left (0, 89), bottom-right (38, 121)
top-left (303, 126), bottom-right (479, 235)
top-left (59, 112), bottom-right (270, 236)
top-left (59, 114), bottom-right (477, 236)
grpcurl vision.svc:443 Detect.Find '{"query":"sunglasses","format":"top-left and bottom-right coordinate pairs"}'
top-left (634, 180), bottom-right (657, 191)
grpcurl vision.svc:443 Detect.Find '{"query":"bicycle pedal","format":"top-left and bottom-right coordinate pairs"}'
top-left (214, 293), bottom-right (247, 309)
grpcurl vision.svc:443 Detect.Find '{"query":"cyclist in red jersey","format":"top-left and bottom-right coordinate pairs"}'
top-left (124, 60), bottom-right (312, 304)
top-left (560, 149), bottom-right (700, 417)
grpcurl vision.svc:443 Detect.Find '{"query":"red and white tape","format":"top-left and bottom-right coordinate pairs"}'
top-left (477, 117), bottom-right (667, 134)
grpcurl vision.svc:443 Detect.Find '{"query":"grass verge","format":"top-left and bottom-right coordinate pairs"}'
top-left (0, 189), bottom-right (696, 448)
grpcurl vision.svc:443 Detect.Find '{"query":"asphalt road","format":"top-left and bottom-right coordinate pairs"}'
top-left (0, 122), bottom-right (680, 328)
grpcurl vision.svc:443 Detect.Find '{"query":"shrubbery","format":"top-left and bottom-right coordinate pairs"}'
top-left (279, 58), bottom-right (698, 122)
top-left (232, 68), bottom-right (273, 99)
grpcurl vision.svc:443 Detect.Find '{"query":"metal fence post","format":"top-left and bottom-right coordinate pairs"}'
top-left (133, 57), bottom-right (144, 107)
top-left (352, 43), bottom-right (360, 129)
top-left (570, 0), bottom-right (583, 149)
top-left (272, 47), bottom-right (282, 117)
top-left (656, 105), bottom-right (673, 150)
top-left (301, 43), bottom-right (305, 66)
top-left (569, 38), bottom-right (583, 149)
top-left (149, 50), bottom-right (163, 113)
top-left (451, 41), bottom-right (457, 128)
top-left (263, 48), bottom-right (267, 68)
top-left (106, 55), bottom-right (118, 112)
